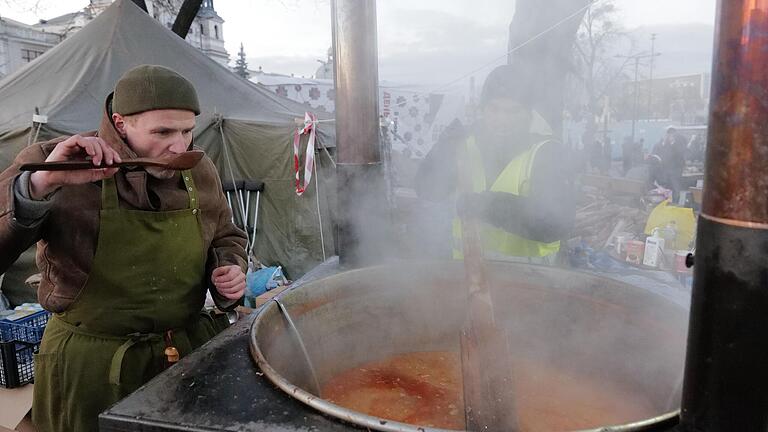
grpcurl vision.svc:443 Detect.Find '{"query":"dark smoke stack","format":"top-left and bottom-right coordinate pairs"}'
top-left (331, 0), bottom-right (388, 268)
top-left (679, 1), bottom-right (768, 430)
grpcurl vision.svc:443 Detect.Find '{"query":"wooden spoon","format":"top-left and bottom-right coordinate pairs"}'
top-left (18, 150), bottom-right (205, 172)
top-left (457, 151), bottom-right (519, 431)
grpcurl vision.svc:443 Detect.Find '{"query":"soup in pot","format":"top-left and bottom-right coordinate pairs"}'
top-left (322, 351), bottom-right (657, 431)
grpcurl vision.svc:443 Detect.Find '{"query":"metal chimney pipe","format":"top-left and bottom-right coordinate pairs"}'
top-left (679, 1), bottom-right (768, 430)
top-left (331, 0), bottom-right (387, 268)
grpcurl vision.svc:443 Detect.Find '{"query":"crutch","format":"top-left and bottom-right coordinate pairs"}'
top-left (243, 180), bottom-right (265, 258)
top-left (221, 179), bottom-right (246, 229)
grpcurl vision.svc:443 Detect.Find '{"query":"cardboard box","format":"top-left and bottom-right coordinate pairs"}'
top-left (236, 285), bottom-right (289, 316)
top-left (0, 385), bottom-right (34, 431)
top-left (0, 415), bottom-right (35, 432)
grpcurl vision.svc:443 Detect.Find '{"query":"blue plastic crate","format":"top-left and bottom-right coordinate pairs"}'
top-left (0, 310), bottom-right (49, 388)
top-left (0, 310), bottom-right (50, 344)
top-left (0, 340), bottom-right (37, 388)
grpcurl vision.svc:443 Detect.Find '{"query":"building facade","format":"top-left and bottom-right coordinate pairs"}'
top-left (183, 0), bottom-right (228, 65)
top-left (0, 0), bottom-right (229, 79)
top-left (617, 73), bottom-right (711, 125)
top-left (0, 17), bottom-right (63, 79)
top-left (144, 0), bottom-right (228, 66)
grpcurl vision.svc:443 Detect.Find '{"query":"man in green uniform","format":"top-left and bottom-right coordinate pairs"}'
top-left (0, 65), bottom-right (248, 431)
top-left (416, 64), bottom-right (574, 263)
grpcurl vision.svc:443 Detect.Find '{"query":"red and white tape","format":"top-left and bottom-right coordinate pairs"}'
top-left (293, 112), bottom-right (317, 196)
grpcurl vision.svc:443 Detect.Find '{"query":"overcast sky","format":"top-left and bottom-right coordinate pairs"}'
top-left (2, 0), bottom-right (717, 87)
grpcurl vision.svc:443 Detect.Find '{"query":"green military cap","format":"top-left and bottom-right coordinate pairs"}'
top-left (113, 64), bottom-right (200, 116)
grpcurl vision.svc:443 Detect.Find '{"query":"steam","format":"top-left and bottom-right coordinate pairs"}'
top-left (262, 0), bottom-right (701, 429)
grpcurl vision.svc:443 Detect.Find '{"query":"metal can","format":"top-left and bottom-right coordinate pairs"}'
top-left (675, 251), bottom-right (691, 273)
top-left (625, 240), bottom-right (645, 265)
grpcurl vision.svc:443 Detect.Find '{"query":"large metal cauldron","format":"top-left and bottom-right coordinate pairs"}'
top-left (250, 261), bottom-right (688, 431)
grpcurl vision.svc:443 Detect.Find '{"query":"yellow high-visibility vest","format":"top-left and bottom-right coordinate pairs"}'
top-left (452, 136), bottom-right (560, 258)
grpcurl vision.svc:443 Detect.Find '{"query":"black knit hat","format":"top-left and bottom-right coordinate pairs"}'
top-left (113, 65), bottom-right (200, 116)
top-left (479, 64), bottom-right (536, 107)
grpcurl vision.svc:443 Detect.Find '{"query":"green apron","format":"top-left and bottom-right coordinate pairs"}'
top-left (32, 171), bottom-right (225, 432)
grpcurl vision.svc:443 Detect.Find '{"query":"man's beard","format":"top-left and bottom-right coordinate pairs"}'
top-left (146, 166), bottom-right (176, 179)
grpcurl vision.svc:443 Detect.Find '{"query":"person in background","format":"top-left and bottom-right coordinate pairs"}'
top-left (650, 126), bottom-right (687, 200)
top-left (622, 136), bottom-right (634, 175)
top-left (602, 137), bottom-right (613, 174)
top-left (687, 134), bottom-right (706, 162)
top-left (590, 138), bottom-right (605, 174)
top-left (415, 64), bottom-right (574, 264)
top-left (0, 65), bottom-right (247, 432)
top-left (636, 138), bottom-right (646, 164)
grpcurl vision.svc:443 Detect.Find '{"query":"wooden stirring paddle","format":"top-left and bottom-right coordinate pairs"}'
top-left (457, 155), bottom-right (519, 431)
top-left (18, 150), bottom-right (205, 172)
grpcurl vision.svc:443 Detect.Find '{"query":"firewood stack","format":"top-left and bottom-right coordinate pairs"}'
top-left (571, 199), bottom-right (650, 248)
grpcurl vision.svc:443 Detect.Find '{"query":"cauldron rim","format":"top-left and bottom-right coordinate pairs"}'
top-left (249, 261), bottom-right (683, 432)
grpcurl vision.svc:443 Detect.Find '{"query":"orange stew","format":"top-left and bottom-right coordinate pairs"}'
top-left (322, 351), bottom-right (657, 431)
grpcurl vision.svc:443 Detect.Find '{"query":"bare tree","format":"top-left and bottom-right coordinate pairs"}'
top-left (507, 0), bottom-right (591, 136)
top-left (0, 0), bottom-right (44, 17)
top-left (569, 0), bottom-right (635, 164)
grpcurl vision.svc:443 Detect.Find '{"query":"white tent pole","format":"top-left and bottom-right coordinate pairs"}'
top-left (218, 122), bottom-right (250, 259)
top-left (31, 123), bottom-right (42, 145)
top-left (314, 156), bottom-right (327, 262)
top-left (27, 122), bottom-right (42, 147)
top-left (226, 193), bottom-right (235, 224)
top-left (321, 144), bottom-right (337, 169)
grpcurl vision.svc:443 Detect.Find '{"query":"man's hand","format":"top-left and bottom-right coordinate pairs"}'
top-left (29, 135), bottom-right (122, 199)
top-left (212, 265), bottom-right (246, 300)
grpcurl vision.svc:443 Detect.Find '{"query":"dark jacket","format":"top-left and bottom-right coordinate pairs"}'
top-left (652, 133), bottom-right (687, 175)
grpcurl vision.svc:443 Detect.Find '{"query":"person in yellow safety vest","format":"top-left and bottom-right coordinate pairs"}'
top-left (415, 64), bottom-right (574, 263)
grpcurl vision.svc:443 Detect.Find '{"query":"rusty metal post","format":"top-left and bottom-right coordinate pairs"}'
top-left (679, 0), bottom-right (768, 430)
top-left (331, 0), bottom-right (388, 268)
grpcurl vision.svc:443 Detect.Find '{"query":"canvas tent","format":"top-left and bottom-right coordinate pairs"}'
top-left (0, 0), bottom-right (336, 304)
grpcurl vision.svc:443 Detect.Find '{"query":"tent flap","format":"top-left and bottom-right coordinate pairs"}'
top-left (196, 118), bottom-right (337, 278)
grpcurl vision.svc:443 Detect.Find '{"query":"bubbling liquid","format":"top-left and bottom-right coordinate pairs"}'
top-left (321, 351), bottom-right (657, 431)
top-left (323, 351), bottom-right (465, 429)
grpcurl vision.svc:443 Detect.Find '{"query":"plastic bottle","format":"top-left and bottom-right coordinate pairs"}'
top-left (661, 221), bottom-right (678, 250)
top-left (643, 228), bottom-right (666, 268)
